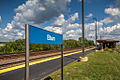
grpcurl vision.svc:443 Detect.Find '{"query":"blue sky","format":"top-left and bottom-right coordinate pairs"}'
top-left (0, 0), bottom-right (115, 28)
top-left (0, 0), bottom-right (120, 40)
top-left (0, 0), bottom-right (26, 28)
top-left (68, 0), bottom-right (111, 22)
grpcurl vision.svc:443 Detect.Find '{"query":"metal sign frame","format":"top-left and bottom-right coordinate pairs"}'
top-left (25, 24), bottom-right (64, 80)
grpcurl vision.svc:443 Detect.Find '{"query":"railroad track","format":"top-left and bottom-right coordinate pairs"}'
top-left (0, 47), bottom-right (90, 59)
top-left (0, 50), bottom-right (61, 59)
top-left (0, 47), bottom-right (95, 67)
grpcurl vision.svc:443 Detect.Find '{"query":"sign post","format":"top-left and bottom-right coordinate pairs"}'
top-left (25, 24), bottom-right (29, 80)
top-left (61, 44), bottom-right (64, 80)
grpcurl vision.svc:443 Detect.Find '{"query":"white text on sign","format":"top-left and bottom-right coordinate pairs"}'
top-left (47, 34), bottom-right (55, 41)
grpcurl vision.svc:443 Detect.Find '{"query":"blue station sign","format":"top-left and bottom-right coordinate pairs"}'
top-left (29, 25), bottom-right (63, 45)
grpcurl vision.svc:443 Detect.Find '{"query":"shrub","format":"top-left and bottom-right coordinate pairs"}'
top-left (104, 47), bottom-right (113, 52)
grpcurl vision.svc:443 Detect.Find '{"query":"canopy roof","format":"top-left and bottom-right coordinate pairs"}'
top-left (97, 39), bottom-right (119, 43)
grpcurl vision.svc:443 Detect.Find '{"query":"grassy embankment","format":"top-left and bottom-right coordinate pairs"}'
top-left (44, 47), bottom-right (120, 80)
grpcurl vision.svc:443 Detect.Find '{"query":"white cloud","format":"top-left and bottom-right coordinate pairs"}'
top-left (44, 12), bottom-right (81, 40)
top-left (64, 29), bottom-right (82, 40)
top-left (78, 0), bottom-right (82, 2)
top-left (69, 12), bottom-right (79, 22)
top-left (52, 12), bottom-right (79, 28)
top-left (105, 8), bottom-right (120, 16)
top-left (97, 4), bottom-right (120, 41)
top-left (45, 12), bottom-right (116, 41)
top-left (53, 14), bottom-right (65, 26)
top-left (14, 0), bottom-right (71, 24)
top-left (4, 23), bottom-right (12, 31)
top-left (44, 26), bottom-right (62, 34)
top-left (99, 24), bottom-right (120, 40)
top-left (76, 21), bottom-right (104, 41)
top-left (85, 22), bottom-right (103, 31)
top-left (101, 7), bottom-right (120, 24)
top-left (67, 23), bottom-right (80, 29)
top-left (62, 12), bottom-right (79, 34)
top-left (102, 24), bottom-right (120, 33)
top-left (0, 0), bottom-right (71, 39)
top-left (100, 17), bottom-right (114, 24)
top-left (66, 30), bottom-right (75, 34)
top-left (62, 12), bottom-right (80, 40)
top-left (86, 13), bottom-right (93, 17)
top-left (39, 7), bottom-right (46, 11)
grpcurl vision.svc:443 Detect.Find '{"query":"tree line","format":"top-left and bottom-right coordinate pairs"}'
top-left (0, 37), bottom-right (95, 54)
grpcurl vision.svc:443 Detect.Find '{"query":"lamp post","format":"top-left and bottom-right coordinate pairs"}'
top-left (93, 17), bottom-right (97, 46)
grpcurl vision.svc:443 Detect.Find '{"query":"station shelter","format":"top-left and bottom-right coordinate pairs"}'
top-left (97, 39), bottom-right (119, 51)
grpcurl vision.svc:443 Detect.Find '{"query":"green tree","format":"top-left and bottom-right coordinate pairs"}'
top-left (1, 37), bottom-right (95, 54)
top-left (3, 39), bottom-right (25, 53)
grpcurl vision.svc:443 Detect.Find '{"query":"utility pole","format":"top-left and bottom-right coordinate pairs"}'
top-left (82, 0), bottom-right (85, 55)
top-left (0, 16), bottom-right (1, 29)
top-left (93, 18), bottom-right (97, 46)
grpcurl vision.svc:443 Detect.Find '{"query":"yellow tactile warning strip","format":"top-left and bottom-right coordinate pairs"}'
top-left (0, 47), bottom-right (95, 74)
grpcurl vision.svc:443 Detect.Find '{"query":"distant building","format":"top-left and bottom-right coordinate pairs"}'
top-left (97, 39), bottom-right (119, 51)
top-left (0, 39), bottom-right (14, 47)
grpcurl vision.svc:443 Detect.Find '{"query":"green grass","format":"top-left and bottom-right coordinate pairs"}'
top-left (44, 51), bottom-right (120, 80)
